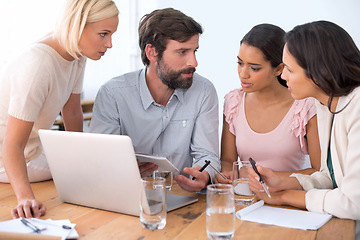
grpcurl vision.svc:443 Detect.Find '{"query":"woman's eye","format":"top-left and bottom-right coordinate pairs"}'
top-left (251, 67), bottom-right (261, 72)
top-left (100, 33), bottom-right (107, 37)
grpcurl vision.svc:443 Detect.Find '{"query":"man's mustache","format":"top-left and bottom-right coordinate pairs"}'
top-left (180, 68), bottom-right (196, 74)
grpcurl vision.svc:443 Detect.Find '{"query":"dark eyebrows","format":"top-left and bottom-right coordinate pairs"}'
top-left (237, 56), bottom-right (262, 66)
top-left (177, 47), bottom-right (199, 52)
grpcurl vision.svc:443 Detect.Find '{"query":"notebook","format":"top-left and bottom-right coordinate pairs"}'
top-left (38, 129), bottom-right (198, 216)
top-left (236, 200), bottom-right (332, 230)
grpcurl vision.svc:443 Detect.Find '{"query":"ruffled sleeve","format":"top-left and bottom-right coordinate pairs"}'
top-left (223, 89), bottom-right (243, 135)
top-left (290, 97), bottom-right (317, 154)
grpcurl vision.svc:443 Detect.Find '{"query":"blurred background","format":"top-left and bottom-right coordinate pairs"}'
top-left (1, 0), bottom-right (359, 125)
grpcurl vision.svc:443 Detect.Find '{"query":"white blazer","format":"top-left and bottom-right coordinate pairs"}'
top-left (292, 87), bottom-right (360, 230)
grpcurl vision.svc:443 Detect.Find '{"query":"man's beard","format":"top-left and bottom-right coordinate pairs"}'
top-left (156, 58), bottom-right (195, 89)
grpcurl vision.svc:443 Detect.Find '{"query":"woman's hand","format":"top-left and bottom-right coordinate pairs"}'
top-left (248, 165), bottom-right (283, 193)
top-left (11, 198), bottom-right (46, 219)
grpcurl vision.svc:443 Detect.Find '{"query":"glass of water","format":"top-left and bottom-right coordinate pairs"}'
top-left (232, 161), bottom-right (255, 205)
top-left (153, 170), bottom-right (173, 191)
top-left (140, 177), bottom-right (167, 230)
top-left (206, 184), bottom-right (235, 240)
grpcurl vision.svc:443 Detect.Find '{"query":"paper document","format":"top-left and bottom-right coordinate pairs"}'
top-left (236, 200), bottom-right (332, 230)
top-left (0, 218), bottom-right (78, 240)
top-left (136, 153), bottom-right (179, 172)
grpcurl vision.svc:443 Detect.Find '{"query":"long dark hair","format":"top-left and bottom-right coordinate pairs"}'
top-left (285, 21), bottom-right (360, 112)
top-left (241, 23), bottom-right (287, 87)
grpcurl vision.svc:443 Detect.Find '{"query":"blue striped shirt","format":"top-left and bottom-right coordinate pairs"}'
top-left (89, 68), bottom-right (220, 179)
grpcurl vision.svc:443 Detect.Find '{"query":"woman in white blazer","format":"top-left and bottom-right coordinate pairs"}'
top-left (248, 20), bottom-right (360, 239)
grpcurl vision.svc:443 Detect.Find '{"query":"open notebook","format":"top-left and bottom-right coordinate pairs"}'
top-left (38, 130), bottom-right (197, 216)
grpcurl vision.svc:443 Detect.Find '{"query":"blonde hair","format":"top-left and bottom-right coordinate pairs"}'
top-left (54, 0), bottom-right (119, 59)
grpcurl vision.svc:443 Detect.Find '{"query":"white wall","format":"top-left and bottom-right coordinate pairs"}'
top-left (154, 0), bottom-right (360, 124)
top-left (1, 0), bottom-right (360, 113)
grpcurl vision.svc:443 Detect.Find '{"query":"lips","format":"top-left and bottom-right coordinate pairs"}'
top-left (241, 81), bottom-right (252, 88)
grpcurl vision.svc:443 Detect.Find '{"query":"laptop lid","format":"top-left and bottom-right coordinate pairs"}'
top-left (38, 130), bottom-right (197, 216)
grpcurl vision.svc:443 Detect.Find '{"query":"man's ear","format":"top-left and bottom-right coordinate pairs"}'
top-left (145, 44), bottom-right (158, 63)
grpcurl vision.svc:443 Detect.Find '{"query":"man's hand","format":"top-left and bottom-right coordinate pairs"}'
top-left (213, 171), bottom-right (232, 184)
top-left (173, 165), bottom-right (209, 192)
top-left (11, 198), bottom-right (46, 219)
top-left (138, 161), bottom-right (158, 178)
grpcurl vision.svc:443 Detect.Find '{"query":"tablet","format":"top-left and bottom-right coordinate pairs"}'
top-left (135, 153), bottom-right (179, 172)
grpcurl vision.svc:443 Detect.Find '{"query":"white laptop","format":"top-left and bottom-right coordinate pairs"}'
top-left (38, 129), bottom-right (198, 216)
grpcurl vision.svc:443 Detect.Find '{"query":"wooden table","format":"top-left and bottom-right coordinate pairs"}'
top-left (0, 180), bottom-right (355, 239)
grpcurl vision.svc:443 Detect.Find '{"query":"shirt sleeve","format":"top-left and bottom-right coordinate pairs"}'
top-left (290, 97), bottom-right (317, 154)
top-left (88, 84), bottom-right (121, 134)
top-left (8, 57), bottom-right (50, 122)
top-left (190, 81), bottom-right (220, 180)
top-left (223, 89), bottom-right (242, 135)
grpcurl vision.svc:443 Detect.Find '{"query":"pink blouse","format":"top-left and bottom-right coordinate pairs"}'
top-left (224, 89), bottom-right (316, 171)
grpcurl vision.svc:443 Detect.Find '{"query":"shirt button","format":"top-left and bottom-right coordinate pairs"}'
top-left (182, 120), bottom-right (187, 127)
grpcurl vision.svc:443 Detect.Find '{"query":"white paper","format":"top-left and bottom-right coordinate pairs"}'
top-left (236, 201), bottom-right (332, 230)
top-left (136, 153), bottom-right (179, 172)
top-left (0, 218), bottom-right (78, 240)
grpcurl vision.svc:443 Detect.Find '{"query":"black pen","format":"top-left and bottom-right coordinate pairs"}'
top-left (249, 158), bottom-right (271, 198)
top-left (20, 218), bottom-right (41, 233)
top-left (207, 162), bottom-right (227, 180)
top-left (192, 160), bottom-right (211, 180)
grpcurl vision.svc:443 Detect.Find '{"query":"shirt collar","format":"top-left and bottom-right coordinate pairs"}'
top-left (139, 68), bottom-right (154, 110)
top-left (139, 68), bottom-right (185, 110)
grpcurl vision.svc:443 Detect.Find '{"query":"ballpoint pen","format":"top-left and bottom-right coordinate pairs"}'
top-left (207, 161), bottom-right (228, 180)
top-left (249, 158), bottom-right (271, 198)
top-left (20, 218), bottom-right (42, 233)
top-left (192, 160), bottom-right (211, 180)
top-left (30, 218), bottom-right (72, 230)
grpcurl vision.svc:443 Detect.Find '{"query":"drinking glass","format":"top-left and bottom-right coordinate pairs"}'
top-left (140, 177), bottom-right (167, 230)
top-left (153, 170), bottom-right (173, 191)
top-left (232, 161), bottom-right (255, 205)
top-left (206, 184), bottom-right (235, 240)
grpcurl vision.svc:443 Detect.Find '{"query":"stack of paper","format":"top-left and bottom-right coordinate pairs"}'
top-left (236, 200), bottom-right (332, 230)
top-left (0, 218), bottom-right (78, 240)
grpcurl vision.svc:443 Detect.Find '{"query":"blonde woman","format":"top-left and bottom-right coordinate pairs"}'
top-left (0, 0), bottom-right (119, 218)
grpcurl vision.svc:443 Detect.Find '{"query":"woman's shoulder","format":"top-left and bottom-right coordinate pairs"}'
top-left (223, 88), bottom-right (244, 124)
top-left (293, 97), bottom-right (316, 114)
top-left (224, 88), bottom-right (244, 104)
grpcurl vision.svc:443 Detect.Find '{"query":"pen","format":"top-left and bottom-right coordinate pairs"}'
top-left (20, 218), bottom-right (41, 233)
top-left (249, 158), bottom-right (271, 198)
top-left (192, 160), bottom-right (211, 180)
top-left (30, 218), bottom-right (72, 230)
top-left (207, 162), bottom-right (227, 180)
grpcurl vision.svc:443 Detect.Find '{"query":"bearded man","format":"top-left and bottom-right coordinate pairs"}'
top-left (89, 8), bottom-right (220, 192)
